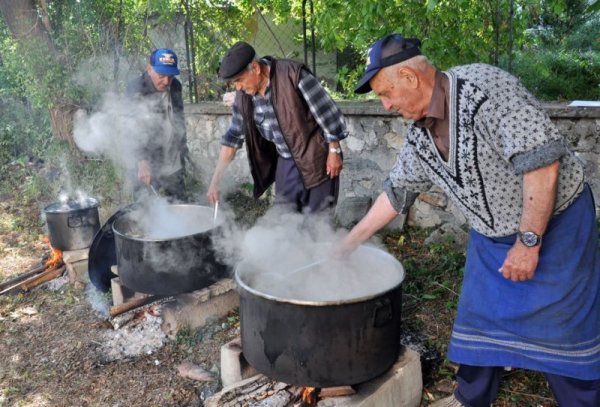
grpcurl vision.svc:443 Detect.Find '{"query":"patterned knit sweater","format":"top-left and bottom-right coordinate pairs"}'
top-left (387, 63), bottom-right (585, 237)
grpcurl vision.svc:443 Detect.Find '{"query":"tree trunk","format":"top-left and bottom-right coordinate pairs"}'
top-left (0, 0), bottom-right (76, 143)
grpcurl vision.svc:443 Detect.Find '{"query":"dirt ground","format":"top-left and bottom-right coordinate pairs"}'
top-left (0, 175), bottom-right (558, 407)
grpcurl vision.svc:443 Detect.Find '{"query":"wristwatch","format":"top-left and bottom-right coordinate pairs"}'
top-left (518, 231), bottom-right (542, 247)
top-left (329, 147), bottom-right (342, 154)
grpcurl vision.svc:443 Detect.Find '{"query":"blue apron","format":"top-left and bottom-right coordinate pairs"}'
top-left (448, 185), bottom-right (600, 380)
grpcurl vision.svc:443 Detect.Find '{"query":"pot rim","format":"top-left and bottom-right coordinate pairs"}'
top-left (44, 197), bottom-right (99, 213)
top-left (112, 203), bottom-right (221, 243)
top-left (235, 245), bottom-right (405, 306)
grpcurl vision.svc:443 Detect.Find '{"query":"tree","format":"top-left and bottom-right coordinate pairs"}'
top-left (0, 0), bottom-right (79, 142)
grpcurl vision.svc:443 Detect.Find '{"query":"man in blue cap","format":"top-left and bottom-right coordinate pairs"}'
top-left (126, 48), bottom-right (188, 201)
top-left (340, 34), bottom-right (599, 406)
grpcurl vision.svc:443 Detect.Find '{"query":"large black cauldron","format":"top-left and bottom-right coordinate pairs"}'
top-left (235, 244), bottom-right (404, 387)
top-left (112, 204), bottom-right (229, 295)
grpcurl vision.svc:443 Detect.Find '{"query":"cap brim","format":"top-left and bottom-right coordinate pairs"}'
top-left (153, 66), bottom-right (180, 76)
top-left (219, 67), bottom-right (246, 81)
top-left (354, 69), bottom-right (379, 94)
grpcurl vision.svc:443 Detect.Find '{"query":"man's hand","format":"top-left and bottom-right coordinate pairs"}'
top-left (499, 241), bottom-right (540, 281)
top-left (222, 92), bottom-right (235, 107)
top-left (325, 146), bottom-right (343, 178)
top-left (332, 234), bottom-right (361, 259)
top-left (138, 160), bottom-right (152, 185)
top-left (207, 181), bottom-right (220, 204)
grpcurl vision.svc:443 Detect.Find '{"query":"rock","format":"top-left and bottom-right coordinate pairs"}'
top-left (335, 196), bottom-right (372, 227)
top-left (177, 361), bottom-right (215, 382)
top-left (424, 223), bottom-right (469, 251)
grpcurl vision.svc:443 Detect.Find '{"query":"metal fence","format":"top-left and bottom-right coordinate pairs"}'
top-left (141, 1), bottom-right (343, 104)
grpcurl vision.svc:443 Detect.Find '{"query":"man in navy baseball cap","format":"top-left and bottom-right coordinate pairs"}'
top-left (355, 33), bottom-right (421, 94)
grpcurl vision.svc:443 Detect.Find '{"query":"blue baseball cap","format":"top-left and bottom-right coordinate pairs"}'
top-left (149, 48), bottom-right (180, 76)
top-left (355, 34), bottom-right (422, 94)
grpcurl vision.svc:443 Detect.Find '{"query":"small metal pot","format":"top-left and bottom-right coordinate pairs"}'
top-left (44, 198), bottom-right (100, 251)
top-left (236, 245), bottom-right (405, 387)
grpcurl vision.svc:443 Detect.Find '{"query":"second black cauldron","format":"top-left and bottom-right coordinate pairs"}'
top-left (112, 204), bottom-right (229, 295)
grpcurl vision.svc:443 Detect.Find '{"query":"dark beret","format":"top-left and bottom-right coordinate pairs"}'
top-left (218, 41), bottom-right (256, 80)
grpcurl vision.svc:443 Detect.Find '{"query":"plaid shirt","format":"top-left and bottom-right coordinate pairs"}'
top-left (221, 63), bottom-right (348, 158)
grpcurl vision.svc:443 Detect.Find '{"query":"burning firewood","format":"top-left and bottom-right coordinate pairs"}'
top-left (318, 386), bottom-right (355, 398)
top-left (0, 263), bottom-right (46, 292)
top-left (0, 263), bottom-right (65, 295)
top-left (109, 295), bottom-right (172, 318)
top-left (0, 243), bottom-right (66, 296)
top-left (21, 265), bottom-right (66, 291)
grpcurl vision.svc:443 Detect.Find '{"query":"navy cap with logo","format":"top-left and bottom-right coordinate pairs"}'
top-left (354, 34), bottom-right (422, 94)
top-left (218, 41), bottom-right (256, 80)
top-left (149, 48), bottom-right (180, 76)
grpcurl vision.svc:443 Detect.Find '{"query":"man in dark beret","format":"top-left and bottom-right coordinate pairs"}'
top-left (126, 48), bottom-right (188, 201)
top-left (340, 33), bottom-right (599, 407)
top-left (207, 42), bottom-right (348, 215)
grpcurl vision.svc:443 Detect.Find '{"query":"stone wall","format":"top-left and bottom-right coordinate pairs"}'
top-left (185, 101), bottom-right (600, 233)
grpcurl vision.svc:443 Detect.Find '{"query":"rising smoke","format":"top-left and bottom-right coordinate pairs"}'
top-left (73, 91), bottom-right (157, 177)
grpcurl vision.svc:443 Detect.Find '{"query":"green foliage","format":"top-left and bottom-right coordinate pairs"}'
top-left (0, 97), bottom-right (53, 166)
top-left (510, 48), bottom-right (600, 101)
top-left (385, 228), bottom-right (465, 302)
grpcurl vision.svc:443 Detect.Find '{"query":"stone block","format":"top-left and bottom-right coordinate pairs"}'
top-left (424, 223), bottom-right (470, 251)
top-left (336, 196), bottom-right (372, 228)
top-left (66, 259), bottom-right (89, 286)
top-left (161, 278), bottom-right (239, 338)
top-left (317, 348), bottom-right (422, 407)
top-left (383, 212), bottom-right (406, 232)
top-left (220, 337), bottom-right (259, 388)
top-left (62, 248), bottom-right (89, 264)
top-left (208, 347), bottom-right (422, 407)
top-left (110, 277), bottom-right (144, 306)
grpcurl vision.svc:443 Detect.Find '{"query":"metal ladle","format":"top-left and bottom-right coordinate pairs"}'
top-left (287, 258), bottom-right (330, 276)
top-left (213, 200), bottom-right (219, 225)
top-left (149, 184), bottom-right (159, 197)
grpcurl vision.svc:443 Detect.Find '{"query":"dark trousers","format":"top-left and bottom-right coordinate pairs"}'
top-left (454, 365), bottom-right (600, 407)
top-left (274, 156), bottom-right (338, 214)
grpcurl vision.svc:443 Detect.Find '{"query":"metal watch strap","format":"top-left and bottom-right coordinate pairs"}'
top-left (329, 147), bottom-right (341, 154)
top-left (518, 231), bottom-right (542, 247)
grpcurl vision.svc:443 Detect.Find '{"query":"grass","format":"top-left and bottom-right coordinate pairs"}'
top-left (0, 151), bottom-right (586, 406)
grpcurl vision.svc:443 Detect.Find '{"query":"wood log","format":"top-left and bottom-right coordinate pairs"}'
top-left (0, 263), bottom-right (45, 291)
top-left (205, 374), bottom-right (290, 407)
top-left (109, 294), bottom-right (163, 317)
top-left (0, 264), bottom-right (64, 295)
top-left (21, 265), bottom-right (66, 291)
top-left (319, 386), bottom-right (356, 398)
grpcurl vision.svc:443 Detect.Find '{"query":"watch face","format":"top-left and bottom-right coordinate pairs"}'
top-left (520, 231), bottom-right (540, 247)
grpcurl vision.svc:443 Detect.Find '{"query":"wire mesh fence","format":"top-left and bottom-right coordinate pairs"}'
top-left (132, 3), bottom-right (345, 104)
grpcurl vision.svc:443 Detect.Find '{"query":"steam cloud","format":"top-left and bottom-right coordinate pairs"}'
top-left (73, 92), bottom-right (159, 177)
top-left (212, 208), bottom-right (404, 303)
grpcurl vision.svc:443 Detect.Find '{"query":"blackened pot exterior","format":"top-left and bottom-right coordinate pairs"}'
top-left (44, 199), bottom-right (100, 250)
top-left (236, 273), bottom-right (403, 387)
top-left (112, 205), bottom-right (229, 295)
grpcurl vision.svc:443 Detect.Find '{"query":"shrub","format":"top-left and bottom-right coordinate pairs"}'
top-left (509, 49), bottom-right (600, 101)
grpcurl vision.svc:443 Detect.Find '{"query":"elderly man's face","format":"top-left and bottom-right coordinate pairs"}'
top-left (230, 63), bottom-right (262, 96)
top-left (147, 66), bottom-right (174, 92)
top-left (370, 66), bottom-right (426, 121)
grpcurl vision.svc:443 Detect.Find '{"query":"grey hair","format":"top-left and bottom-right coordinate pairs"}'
top-left (397, 55), bottom-right (432, 72)
top-left (245, 55), bottom-right (263, 71)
